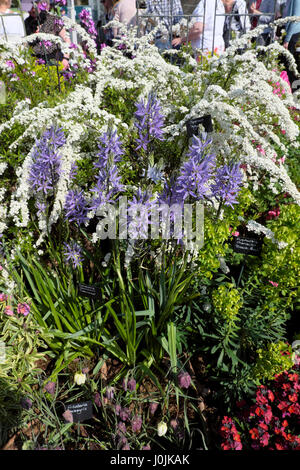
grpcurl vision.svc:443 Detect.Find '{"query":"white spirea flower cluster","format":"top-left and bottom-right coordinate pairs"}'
top-left (0, 19), bottom-right (299, 257)
top-left (246, 220), bottom-right (288, 249)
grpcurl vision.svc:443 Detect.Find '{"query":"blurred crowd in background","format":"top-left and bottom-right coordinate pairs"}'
top-left (0, 0), bottom-right (299, 81)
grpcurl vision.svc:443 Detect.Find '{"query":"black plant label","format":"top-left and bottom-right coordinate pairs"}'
top-left (66, 401), bottom-right (93, 423)
top-left (186, 115), bottom-right (213, 138)
top-left (233, 237), bottom-right (262, 256)
top-left (78, 283), bottom-right (101, 299)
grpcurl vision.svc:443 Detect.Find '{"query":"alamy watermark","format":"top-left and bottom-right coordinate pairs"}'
top-left (94, 197), bottom-right (204, 249)
top-left (0, 81), bottom-right (6, 105)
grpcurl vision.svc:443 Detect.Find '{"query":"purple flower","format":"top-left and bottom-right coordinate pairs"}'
top-left (44, 381), bottom-right (56, 395)
top-left (28, 126), bottom-right (65, 196)
top-left (79, 9), bottom-right (98, 40)
top-left (54, 0), bottom-right (66, 5)
top-left (122, 377), bottom-right (136, 392)
top-left (106, 386), bottom-right (115, 400)
top-left (5, 60), bottom-right (15, 69)
top-left (64, 190), bottom-right (89, 225)
top-left (210, 162), bottom-right (243, 208)
top-left (69, 43), bottom-right (78, 49)
top-left (37, 1), bottom-right (48, 11)
top-left (119, 407), bottom-right (130, 422)
top-left (95, 131), bottom-right (124, 168)
top-left (89, 131), bottom-right (124, 210)
top-left (176, 137), bottom-right (216, 201)
top-left (94, 392), bottom-right (102, 407)
top-left (36, 201), bottom-right (47, 216)
top-left (131, 415), bottom-right (142, 433)
top-left (142, 444), bottom-right (151, 450)
top-left (17, 303), bottom-right (30, 316)
top-left (122, 443), bottom-right (130, 450)
top-left (145, 165), bottom-right (165, 184)
top-left (127, 189), bottom-right (155, 239)
top-left (20, 397), bottom-right (32, 410)
top-left (54, 18), bottom-right (64, 28)
top-left (68, 163), bottom-right (78, 182)
top-left (63, 242), bottom-right (83, 268)
top-left (178, 372), bottom-right (191, 389)
top-left (36, 58), bottom-right (46, 65)
top-left (117, 422), bottom-right (127, 434)
top-left (134, 93), bottom-right (165, 151)
top-left (39, 40), bottom-right (53, 50)
top-left (115, 404), bottom-right (121, 416)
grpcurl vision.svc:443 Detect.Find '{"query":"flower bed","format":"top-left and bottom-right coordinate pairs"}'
top-left (0, 18), bottom-right (299, 450)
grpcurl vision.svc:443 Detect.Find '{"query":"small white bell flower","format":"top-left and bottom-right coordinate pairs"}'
top-left (74, 372), bottom-right (86, 386)
top-left (157, 421), bottom-right (168, 437)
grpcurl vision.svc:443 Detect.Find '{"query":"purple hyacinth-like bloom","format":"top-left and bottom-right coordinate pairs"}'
top-left (211, 162), bottom-right (243, 208)
top-left (134, 93), bottom-right (165, 151)
top-left (89, 131), bottom-right (124, 211)
top-left (176, 137), bottom-right (216, 201)
top-left (63, 242), bottom-right (83, 268)
top-left (128, 189), bottom-right (155, 239)
top-left (64, 190), bottom-right (89, 225)
top-left (28, 126), bottom-right (65, 196)
top-left (95, 131), bottom-right (124, 169)
top-left (79, 9), bottom-right (98, 40)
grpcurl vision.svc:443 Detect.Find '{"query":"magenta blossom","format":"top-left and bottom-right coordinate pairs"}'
top-left (5, 60), bottom-right (15, 69)
top-left (17, 303), bottom-right (30, 316)
top-left (178, 371), bottom-right (191, 389)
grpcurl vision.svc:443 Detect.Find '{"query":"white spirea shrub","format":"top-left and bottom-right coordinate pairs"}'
top-left (0, 18), bottom-right (299, 249)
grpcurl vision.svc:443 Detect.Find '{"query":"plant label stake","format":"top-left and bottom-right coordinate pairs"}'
top-left (78, 283), bottom-right (101, 299)
top-left (233, 237), bottom-right (262, 256)
top-left (65, 401), bottom-right (93, 423)
top-left (233, 236), bottom-right (263, 286)
top-left (186, 115), bottom-right (213, 138)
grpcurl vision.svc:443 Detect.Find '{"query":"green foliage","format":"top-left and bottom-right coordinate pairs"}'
top-left (251, 341), bottom-right (294, 383)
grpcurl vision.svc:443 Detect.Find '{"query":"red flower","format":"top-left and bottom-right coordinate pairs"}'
top-left (258, 422), bottom-right (268, 431)
top-left (250, 428), bottom-right (259, 440)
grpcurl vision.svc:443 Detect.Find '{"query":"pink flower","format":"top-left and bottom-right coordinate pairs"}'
top-left (178, 371), bottom-right (191, 389)
top-left (44, 381), bottom-right (56, 395)
top-left (5, 60), bottom-right (15, 69)
top-left (17, 303), bottom-right (30, 316)
top-left (268, 280), bottom-right (279, 287)
top-left (149, 402), bottom-right (159, 415)
top-left (0, 293), bottom-right (7, 302)
top-left (4, 305), bottom-right (14, 316)
top-left (280, 71), bottom-right (292, 93)
top-left (256, 145), bottom-right (266, 155)
top-left (266, 209), bottom-right (280, 220)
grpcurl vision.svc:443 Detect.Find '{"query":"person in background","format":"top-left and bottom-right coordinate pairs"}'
top-left (112, 0), bottom-right (137, 38)
top-left (30, 0), bottom-right (71, 69)
top-left (222, 0), bottom-right (251, 48)
top-left (146, 0), bottom-right (183, 50)
top-left (249, 0), bottom-right (279, 45)
top-left (0, 0), bottom-right (12, 13)
top-left (97, 0), bottom-right (114, 46)
top-left (283, 0), bottom-right (300, 86)
top-left (172, 0), bottom-right (225, 56)
top-left (24, 3), bottom-right (38, 35)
